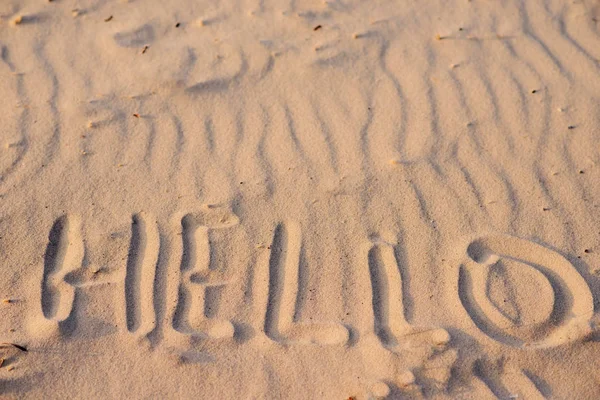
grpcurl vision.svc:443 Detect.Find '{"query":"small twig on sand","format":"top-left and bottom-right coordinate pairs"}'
top-left (0, 343), bottom-right (27, 352)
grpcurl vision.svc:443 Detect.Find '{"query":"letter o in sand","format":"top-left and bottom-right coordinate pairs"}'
top-left (459, 234), bottom-right (595, 349)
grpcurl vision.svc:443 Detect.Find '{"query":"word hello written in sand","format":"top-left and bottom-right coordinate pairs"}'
top-left (39, 212), bottom-right (596, 350)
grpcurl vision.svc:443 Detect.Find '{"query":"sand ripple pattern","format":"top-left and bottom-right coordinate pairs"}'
top-left (0, 0), bottom-right (599, 398)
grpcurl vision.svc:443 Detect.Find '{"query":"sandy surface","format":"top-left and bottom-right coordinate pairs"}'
top-left (1, 0), bottom-right (600, 398)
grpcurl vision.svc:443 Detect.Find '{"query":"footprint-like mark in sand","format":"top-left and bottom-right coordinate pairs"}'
top-left (474, 358), bottom-right (549, 399)
top-left (367, 239), bottom-right (450, 352)
top-left (113, 24), bottom-right (155, 48)
top-left (459, 235), bottom-right (595, 348)
top-left (259, 222), bottom-right (349, 345)
top-left (125, 213), bottom-right (160, 336)
top-left (172, 212), bottom-right (236, 339)
top-left (42, 215), bottom-right (84, 322)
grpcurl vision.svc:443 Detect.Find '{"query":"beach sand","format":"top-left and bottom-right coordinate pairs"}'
top-left (1, 0), bottom-right (600, 398)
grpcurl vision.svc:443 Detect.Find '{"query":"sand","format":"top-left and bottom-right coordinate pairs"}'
top-left (0, 0), bottom-right (600, 398)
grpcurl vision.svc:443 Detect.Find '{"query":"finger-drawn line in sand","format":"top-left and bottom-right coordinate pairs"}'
top-left (367, 239), bottom-right (450, 351)
top-left (125, 213), bottom-right (160, 335)
top-left (459, 234), bottom-right (596, 348)
top-left (172, 213), bottom-right (236, 339)
top-left (263, 222), bottom-right (349, 345)
top-left (42, 216), bottom-right (84, 322)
